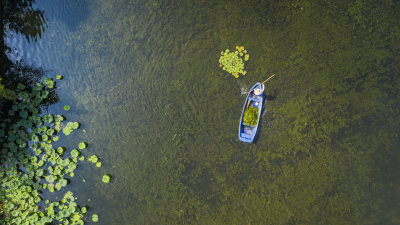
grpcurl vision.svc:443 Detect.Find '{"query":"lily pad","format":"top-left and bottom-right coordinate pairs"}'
top-left (57, 147), bottom-right (64, 154)
top-left (71, 149), bottom-right (80, 158)
top-left (19, 110), bottom-right (28, 118)
top-left (92, 214), bottom-right (98, 222)
top-left (64, 105), bottom-right (70, 111)
top-left (63, 127), bottom-right (72, 135)
top-left (78, 142), bottom-right (87, 149)
top-left (44, 78), bottom-right (55, 88)
top-left (43, 114), bottom-right (54, 123)
top-left (56, 75), bottom-right (63, 80)
top-left (31, 134), bottom-right (39, 142)
top-left (96, 162), bottom-right (101, 167)
top-left (17, 83), bottom-right (26, 90)
top-left (60, 178), bottom-right (68, 187)
top-left (46, 129), bottom-right (55, 136)
top-left (102, 174), bottom-right (111, 183)
top-left (88, 155), bottom-right (98, 163)
top-left (72, 122), bottom-right (80, 129)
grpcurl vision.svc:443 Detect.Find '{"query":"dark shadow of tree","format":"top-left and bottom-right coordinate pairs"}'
top-left (0, 0), bottom-right (57, 110)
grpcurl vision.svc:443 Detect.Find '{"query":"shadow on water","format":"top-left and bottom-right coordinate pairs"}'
top-left (252, 93), bottom-right (275, 144)
top-left (1, 0), bottom-right (47, 42)
top-left (0, 0), bottom-right (56, 109)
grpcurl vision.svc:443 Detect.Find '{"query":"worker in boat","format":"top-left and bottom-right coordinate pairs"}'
top-left (253, 84), bottom-right (264, 95)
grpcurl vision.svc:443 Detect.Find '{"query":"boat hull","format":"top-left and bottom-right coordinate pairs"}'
top-left (238, 82), bottom-right (264, 143)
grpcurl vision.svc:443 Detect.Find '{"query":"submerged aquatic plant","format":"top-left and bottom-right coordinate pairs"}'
top-left (219, 46), bottom-right (249, 78)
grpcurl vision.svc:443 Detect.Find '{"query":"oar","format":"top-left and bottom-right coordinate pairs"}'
top-left (261, 73), bottom-right (276, 85)
top-left (242, 74), bottom-right (277, 95)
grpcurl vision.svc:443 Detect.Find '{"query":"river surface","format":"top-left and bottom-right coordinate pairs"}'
top-left (5, 0), bottom-right (400, 224)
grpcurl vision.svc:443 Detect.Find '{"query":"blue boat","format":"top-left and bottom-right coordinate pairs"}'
top-left (238, 82), bottom-right (264, 143)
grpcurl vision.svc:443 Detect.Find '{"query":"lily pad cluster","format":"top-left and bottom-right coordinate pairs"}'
top-left (243, 106), bottom-right (258, 126)
top-left (0, 77), bottom-right (92, 224)
top-left (63, 121), bottom-right (80, 135)
top-left (219, 46), bottom-right (249, 78)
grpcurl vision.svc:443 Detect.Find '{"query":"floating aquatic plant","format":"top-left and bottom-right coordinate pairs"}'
top-left (88, 155), bottom-right (99, 163)
top-left (43, 77), bottom-right (55, 88)
top-left (78, 142), bottom-right (87, 149)
top-left (0, 77), bottom-right (97, 224)
top-left (219, 46), bottom-right (249, 78)
top-left (53, 136), bottom-right (59, 142)
top-left (102, 174), bottom-right (111, 183)
top-left (92, 214), bottom-right (99, 222)
top-left (71, 149), bottom-right (80, 158)
top-left (62, 121), bottom-right (79, 135)
top-left (64, 105), bottom-right (70, 111)
top-left (96, 162), bottom-right (101, 167)
top-left (56, 75), bottom-right (63, 80)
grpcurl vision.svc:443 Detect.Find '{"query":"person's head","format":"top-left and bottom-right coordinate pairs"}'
top-left (254, 85), bottom-right (264, 95)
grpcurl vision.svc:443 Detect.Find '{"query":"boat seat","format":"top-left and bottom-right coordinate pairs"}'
top-left (240, 133), bottom-right (253, 139)
top-left (242, 122), bottom-right (255, 128)
top-left (250, 97), bottom-right (261, 102)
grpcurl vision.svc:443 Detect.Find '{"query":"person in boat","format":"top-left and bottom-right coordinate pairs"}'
top-left (253, 84), bottom-right (264, 96)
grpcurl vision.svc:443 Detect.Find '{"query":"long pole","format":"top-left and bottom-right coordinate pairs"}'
top-left (261, 73), bottom-right (276, 85)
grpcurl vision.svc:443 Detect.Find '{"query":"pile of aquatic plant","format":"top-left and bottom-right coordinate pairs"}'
top-left (243, 106), bottom-right (258, 126)
top-left (219, 46), bottom-right (249, 78)
top-left (0, 76), bottom-right (107, 224)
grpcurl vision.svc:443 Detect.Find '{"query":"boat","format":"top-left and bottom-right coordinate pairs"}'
top-left (238, 82), bottom-right (264, 143)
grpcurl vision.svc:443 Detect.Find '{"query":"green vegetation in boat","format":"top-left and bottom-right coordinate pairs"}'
top-left (243, 106), bottom-right (258, 126)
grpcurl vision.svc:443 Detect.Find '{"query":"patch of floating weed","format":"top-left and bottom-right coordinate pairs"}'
top-left (0, 76), bottom-right (104, 224)
top-left (219, 46), bottom-right (249, 78)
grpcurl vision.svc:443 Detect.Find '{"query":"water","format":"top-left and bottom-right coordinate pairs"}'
top-left (5, 0), bottom-right (400, 224)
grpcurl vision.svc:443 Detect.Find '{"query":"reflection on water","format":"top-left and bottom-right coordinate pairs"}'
top-left (6, 0), bottom-right (400, 224)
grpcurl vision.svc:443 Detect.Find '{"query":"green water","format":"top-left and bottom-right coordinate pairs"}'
top-left (9, 0), bottom-right (400, 224)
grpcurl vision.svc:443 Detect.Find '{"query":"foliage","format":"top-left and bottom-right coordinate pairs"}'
top-left (88, 155), bottom-right (99, 163)
top-left (218, 46), bottom-right (249, 78)
top-left (0, 77), bottom-right (104, 224)
top-left (78, 142), bottom-right (87, 149)
top-left (92, 214), bottom-right (99, 222)
top-left (102, 175), bottom-right (111, 183)
top-left (0, 78), bottom-right (16, 100)
top-left (64, 105), bottom-right (71, 111)
top-left (243, 106), bottom-right (258, 126)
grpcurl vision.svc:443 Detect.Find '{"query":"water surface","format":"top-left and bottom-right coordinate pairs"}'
top-left (6, 0), bottom-right (400, 224)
